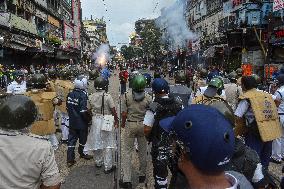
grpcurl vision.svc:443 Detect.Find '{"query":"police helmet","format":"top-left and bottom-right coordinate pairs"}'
top-left (94, 76), bottom-right (108, 90)
top-left (132, 75), bottom-right (147, 92)
top-left (26, 74), bottom-right (47, 89)
top-left (48, 69), bottom-right (57, 79)
top-left (143, 73), bottom-right (152, 87)
top-left (152, 78), bottom-right (169, 94)
top-left (0, 95), bottom-right (37, 130)
top-left (199, 68), bottom-right (208, 78)
top-left (175, 70), bottom-right (186, 83)
top-left (74, 75), bottom-right (88, 90)
top-left (236, 68), bottom-right (243, 76)
top-left (208, 77), bottom-right (224, 90)
top-left (14, 70), bottom-right (24, 78)
top-left (89, 69), bottom-right (100, 80)
top-left (227, 71), bottom-right (237, 81)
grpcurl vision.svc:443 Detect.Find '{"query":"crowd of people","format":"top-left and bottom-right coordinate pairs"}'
top-left (0, 61), bottom-right (284, 189)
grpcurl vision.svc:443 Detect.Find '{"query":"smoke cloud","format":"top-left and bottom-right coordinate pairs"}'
top-left (92, 44), bottom-right (110, 68)
top-left (156, 0), bottom-right (196, 50)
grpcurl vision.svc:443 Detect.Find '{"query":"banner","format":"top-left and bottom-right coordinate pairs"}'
top-left (273, 0), bottom-right (284, 12)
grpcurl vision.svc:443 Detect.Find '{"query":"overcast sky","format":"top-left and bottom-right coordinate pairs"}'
top-left (81, 0), bottom-right (175, 47)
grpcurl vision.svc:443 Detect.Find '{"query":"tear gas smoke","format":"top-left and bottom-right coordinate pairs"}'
top-left (156, 0), bottom-right (197, 50)
top-left (92, 44), bottom-right (110, 68)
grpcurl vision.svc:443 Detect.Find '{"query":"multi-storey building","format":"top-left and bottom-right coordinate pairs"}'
top-left (187, 0), bottom-right (284, 75)
top-left (0, 0), bottom-right (85, 65)
top-left (83, 17), bottom-right (108, 51)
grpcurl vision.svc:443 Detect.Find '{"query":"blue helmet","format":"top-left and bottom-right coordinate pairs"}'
top-left (143, 73), bottom-right (152, 86)
top-left (152, 78), bottom-right (169, 94)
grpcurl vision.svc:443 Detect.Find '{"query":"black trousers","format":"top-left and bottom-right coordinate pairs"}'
top-left (67, 128), bottom-right (88, 162)
top-left (151, 143), bottom-right (175, 189)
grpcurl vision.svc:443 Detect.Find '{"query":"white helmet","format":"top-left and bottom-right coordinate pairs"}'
top-left (74, 75), bottom-right (88, 90)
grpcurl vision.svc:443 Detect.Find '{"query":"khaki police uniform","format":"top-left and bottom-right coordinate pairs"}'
top-left (192, 94), bottom-right (224, 105)
top-left (25, 90), bottom-right (56, 136)
top-left (0, 129), bottom-right (61, 189)
top-left (121, 90), bottom-right (152, 182)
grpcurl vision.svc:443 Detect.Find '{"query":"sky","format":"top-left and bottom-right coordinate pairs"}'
top-left (81, 0), bottom-right (175, 48)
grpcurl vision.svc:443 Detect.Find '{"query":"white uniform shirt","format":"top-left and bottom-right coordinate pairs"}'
top-left (6, 81), bottom-right (26, 94)
top-left (235, 89), bottom-right (275, 124)
top-left (143, 95), bottom-right (184, 127)
top-left (274, 86), bottom-right (284, 114)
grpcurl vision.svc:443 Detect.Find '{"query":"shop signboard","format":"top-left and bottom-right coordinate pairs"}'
top-left (48, 15), bottom-right (60, 28)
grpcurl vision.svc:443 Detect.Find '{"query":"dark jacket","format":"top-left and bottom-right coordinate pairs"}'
top-left (67, 88), bottom-right (89, 130)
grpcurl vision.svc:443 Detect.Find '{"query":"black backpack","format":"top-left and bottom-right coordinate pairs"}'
top-left (149, 97), bottom-right (182, 143)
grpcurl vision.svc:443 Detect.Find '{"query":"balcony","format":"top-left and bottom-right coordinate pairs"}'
top-left (0, 13), bottom-right (38, 36)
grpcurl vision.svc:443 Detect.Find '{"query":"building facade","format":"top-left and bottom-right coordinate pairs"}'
top-left (187, 0), bottom-right (282, 76)
top-left (0, 0), bottom-right (85, 66)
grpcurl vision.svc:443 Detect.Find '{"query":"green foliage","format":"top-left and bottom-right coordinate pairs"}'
top-left (140, 22), bottom-right (163, 59)
top-left (47, 35), bottom-right (62, 46)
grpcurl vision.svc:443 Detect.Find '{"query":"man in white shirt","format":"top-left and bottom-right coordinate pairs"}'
top-left (271, 74), bottom-right (284, 164)
top-left (6, 70), bottom-right (26, 94)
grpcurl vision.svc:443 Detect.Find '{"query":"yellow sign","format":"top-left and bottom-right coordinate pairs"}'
top-left (48, 15), bottom-right (60, 27)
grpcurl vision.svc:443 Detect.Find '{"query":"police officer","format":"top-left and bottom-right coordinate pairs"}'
top-left (88, 69), bottom-right (100, 95)
top-left (235, 76), bottom-right (281, 169)
top-left (0, 95), bottom-right (61, 189)
top-left (6, 70), bottom-right (26, 94)
top-left (144, 78), bottom-right (182, 189)
top-left (236, 68), bottom-right (243, 86)
top-left (170, 70), bottom-right (192, 107)
top-left (55, 70), bottom-right (74, 144)
top-left (66, 75), bottom-right (93, 167)
top-left (224, 72), bottom-right (242, 111)
top-left (193, 77), bottom-right (226, 104)
top-left (158, 105), bottom-right (254, 189)
top-left (120, 75), bottom-right (152, 188)
top-left (271, 74), bottom-right (284, 164)
top-left (84, 76), bottom-right (119, 173)
top-left (143, 72), bottom-right (152, 96)
top-left (25, 74), bottom-right (59, 150)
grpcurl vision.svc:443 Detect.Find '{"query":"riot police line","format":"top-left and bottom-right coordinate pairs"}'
top-left (0, 65), bottom-right (284, 189)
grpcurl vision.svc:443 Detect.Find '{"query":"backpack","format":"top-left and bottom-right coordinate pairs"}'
top-left (148, 97), bottom-right (182, 143)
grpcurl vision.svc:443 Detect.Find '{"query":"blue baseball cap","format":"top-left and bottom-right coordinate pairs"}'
top-left (159, 104), bottom-right (235, 172)
top-left (152, 78), bottom-right (169, 94)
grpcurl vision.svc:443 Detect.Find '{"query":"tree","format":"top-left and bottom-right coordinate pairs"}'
top-left (120, 45), bottom-right (135, 61)
top-left (139, 22), bottom-right (163, 62)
